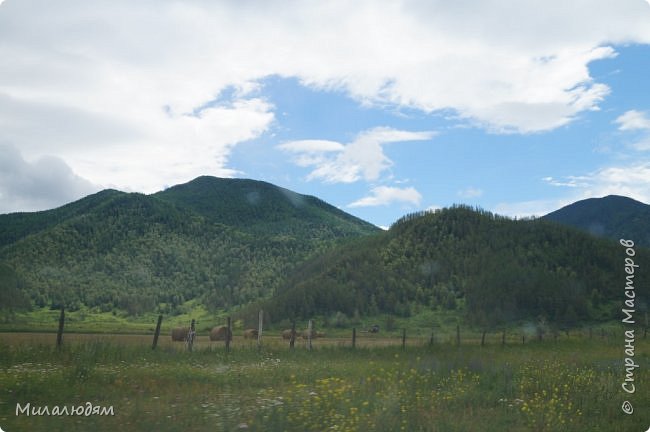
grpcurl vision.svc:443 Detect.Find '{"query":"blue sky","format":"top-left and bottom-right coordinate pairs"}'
top-left (1, 1), bottom-right (650, 228)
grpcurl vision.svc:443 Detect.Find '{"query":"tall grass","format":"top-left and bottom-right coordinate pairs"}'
top-left (0, 337), bottom-right (648, 431)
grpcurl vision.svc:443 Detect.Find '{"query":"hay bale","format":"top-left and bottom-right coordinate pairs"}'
top-left (243, 328), bottom-right (258, 339)
top-left (282, 329), bottom-right (297, 340)
top-left (210, 325), bottom-right (233, 341)
top-left (302, 329), bottom-right (321, 339)
top-left (171, 327), bottom-right (189, 342)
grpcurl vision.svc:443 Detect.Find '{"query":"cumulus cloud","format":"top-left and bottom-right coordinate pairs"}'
top-left (0, 144), bottom-right (99, 214)
top-left (615, 110), bottom-right (650, 131)
top-left (348, 186), bottom-right (422, 208)
top-left (1, 0), bottom-right (650, 206)
top-left (279, 127), bottom-right (435, 184)
top-left (615, 110), bottom-right (650, 151)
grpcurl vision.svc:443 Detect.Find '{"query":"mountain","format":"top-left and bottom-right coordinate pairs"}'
top-left (263, 206), bottom-right (649, 327)
top-left (154, 176), bottom-right (377, 236)
top-left (0, 177), bottom-right (379, 316)
top-left (543, 195), bottom-right (650, 247)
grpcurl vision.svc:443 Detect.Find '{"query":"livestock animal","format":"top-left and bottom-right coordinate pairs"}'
top-left (243, 328), bottom-right (259, 339)
top-left (210, 325), bottom-right (233, 341)
top-left (171, 327), bottom-right (189, 342)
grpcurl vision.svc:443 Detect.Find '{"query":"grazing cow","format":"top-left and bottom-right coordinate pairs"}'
top-left (282, 329), bottom-right (297, 340)
top-left (210, 325), bottom-right (233, 341)
top-left (171, 327), bottom-right (189, 342)
top-left (243, 328), bottom-right (258, 339)
top-left (316, 331), bottom-right (326, 338)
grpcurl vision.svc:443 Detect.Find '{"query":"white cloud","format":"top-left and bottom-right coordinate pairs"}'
top-left (458, 187), bottom-right (484, 199)
top-left (280, 127), bottom-right (435, 184)
top-left (348, 186), bottom-right (422, 208)
top-left (499, 161), bottom-right (650, 217)
top-left (493, 198), bottom-right (572, 218)
top-left (631, 138), bottom-right (650, 151)
top-left (278, 140), bottom-right (345, 153)
top-left (0, 1), bottom-right (649, 204)
top-left (575, 163), bottom-right (650, 203)
top-left (0, 144), bottom-right (99, 213)
top-left (542, 176), bottom-right (590, 188)
top-left (615, 110), bottom-right (650, 152)
top-left (615, 110), bottom-right (650, 131)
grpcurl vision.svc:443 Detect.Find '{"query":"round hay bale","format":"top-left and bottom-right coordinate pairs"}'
top-left (210, 325), bottom-right (233, 341)
top-left (281, 329), bottom-right (296, 340)
top-left (171, 327), bottom-right (189, 342)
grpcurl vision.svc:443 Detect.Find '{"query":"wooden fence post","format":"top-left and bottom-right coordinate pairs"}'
top-left (152, 314), bottom-right (163, 350)
top-left (56, 306), bottom-right (65, 349)
top-left (352, 327), bottom-right (356, 349)
top-left (456, 324), bottom-right (460, 347)
top-left (429, 328), bottom-right (434, 347)
top-left (501, 329), bottom-right (506, 347)
top-left (290, 321), bottom-right (296, 349)
top-left (308, 319), bottom-right (313, 351)
top-left (187, 319), bottom-right (195, 352)
top-left (258, 310), bottom-right (263, 352)
top-left (522, 334), bottom-right (525, 345)
top-left (481, 330), bottom-right (486, 347)
top-left (226, 317), bottom-right (231, 353)
top-left (401, 328), bottom-right (406, 350)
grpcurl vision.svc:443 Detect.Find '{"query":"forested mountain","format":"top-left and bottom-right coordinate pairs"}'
top-left (0, 177), bottom-right (379, 316)
top-left (543, 195), bottom-right (650, 247)
top-left (3, 180), bottom-right (648, 328)
top-left (265, 206), bottom-right (649, 328)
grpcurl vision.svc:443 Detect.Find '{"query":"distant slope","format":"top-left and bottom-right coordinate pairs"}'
top-left (265, 206), bottom-right (649, 327)
top-left (543, 195), bottom-right (650, 247)
top-left (0, 177), bottom-right (379, 315)
top-left (0, 189), bottom-right (125, 247)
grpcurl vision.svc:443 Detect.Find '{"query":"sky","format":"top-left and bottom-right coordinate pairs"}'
top-left (1, 1), bottom-right (650, 228)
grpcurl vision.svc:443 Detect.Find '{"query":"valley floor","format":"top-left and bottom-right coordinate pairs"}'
top-left (0, 333), bottom-right (648, 431)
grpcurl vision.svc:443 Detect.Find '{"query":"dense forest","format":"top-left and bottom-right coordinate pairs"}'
top-left (263, 206), bottom-right (649, 328)
top-left (1, 177), bottom-right (648, 329)
top-left (0, 177), bottom-right (378, 316)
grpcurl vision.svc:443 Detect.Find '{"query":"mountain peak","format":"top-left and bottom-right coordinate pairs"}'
top-left (154, 176), bottom-right (378, 233)
top-left (543, 195), bottom-right (650, 246)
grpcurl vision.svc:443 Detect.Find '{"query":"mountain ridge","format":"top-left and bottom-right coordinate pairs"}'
top-left (543, 194), bottom-right (650, 247)
top-left (0, 176), bottom-right (379, 316)
top-left (260, 204), bottom-right (649, 327)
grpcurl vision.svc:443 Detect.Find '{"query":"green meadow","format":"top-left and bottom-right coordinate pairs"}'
top-left (1, 331), bottom-right (648, 432)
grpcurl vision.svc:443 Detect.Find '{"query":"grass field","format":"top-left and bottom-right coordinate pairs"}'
top-left (0, 331), bottom-right (648, 431)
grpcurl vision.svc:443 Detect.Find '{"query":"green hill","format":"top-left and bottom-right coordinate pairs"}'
top-left (0, 177), bottom-right (379, 316)
top-left (543, 195), bottom-right (650, 247)
top-left (264, 206), bottom-right (649, 328)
